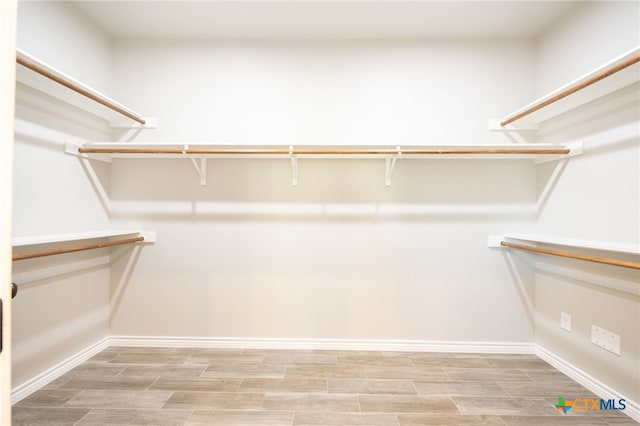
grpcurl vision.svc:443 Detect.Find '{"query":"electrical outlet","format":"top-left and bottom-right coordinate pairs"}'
top-left (591, 325), bottom-right (621, 356)
top-left (560, 312), bottom-right (571, 332)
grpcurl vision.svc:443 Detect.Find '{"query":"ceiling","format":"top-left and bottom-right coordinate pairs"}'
top-left (71, 1), bottom-right (583, 40)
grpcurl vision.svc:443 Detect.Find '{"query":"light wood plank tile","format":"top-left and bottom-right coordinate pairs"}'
top-left (187, 410), bottom-right (294, 425)
top-left (398, 414), bottom-right (506, 425)
top-left (150, 377), bottom-right (242, 392)
top-left (203, 364), bottom-right (286, 379)
top-left (12, 407), bottom-right (90, 426)
top-left (108, 352), bottom-right (191, 364)
top-left (66, 363), bottom-right (128, 376)
top-left (444, 368), bottom-right (532, 382)
top-left (187, 353), bottom-right (265, 365)
top-left (604, 417), bottom-right (640, 425)
top-left (86, 351), bottom-right (119, 363)
top-left (164, 391), bottom-right (265, 410)
top-left (337, 354), bottom-right (414, 367)
top-left (500, 415), bottom-right (607, 425)
top-left (452, 397), bottom-right (558, 416)
top-left (294, 411), bottom-right (399, 425)
top-left (262, 353), bottom-right (337, 365)
top-left (15, 389), bottom-right (80, 407)
top-left (65, 390), bottom-right (173, 409)
top-left (411, 357), bottom-right (491, 368)
top-left (120, 364), bottom-right (206, 377)
top-left (76, 408), bottom-right (191, 425)
top-left (483, 357), bottom-right (552, 370)
top-left (359, 395), bottom-right (458, 414)
top-left (59, 376), bottom-right (156, 391)
top-left (109, 347), bottom-right (195, 355)
top-left (285, 365), bottom-right (367, 379)
top-left (413, 381), bottom-right (509, 397)
top-left (328, 379), bottom-right (417, 395)
top-left (521, 369), bottom-right (574, 383)
top-left (239, 378), bottom-right (327, 393)
top-left (366, 366), bottom-right (448, 380)
top-left (263, 393), bottom-right (360, 412)
top-left (499, 381), bottom-right (595, 398)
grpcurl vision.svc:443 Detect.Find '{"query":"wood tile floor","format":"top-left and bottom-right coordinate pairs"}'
top-left (13, 347), bottom-right (638, 425)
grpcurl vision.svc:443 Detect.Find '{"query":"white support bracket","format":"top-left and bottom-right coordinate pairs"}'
top-left (535, 140), bottom-right (584, 165)
top-left (488, 235), bottom-right (505, 248)
top-left (139, 231), bottom-right (157, 244)
top-left (385, 145), bottom-right (402, 186)
top-left (184, 145), bottom-right (207, 185)
top-left (190, 156), bottom-right (207, 186)
top-left (290, 145), bottom-right (298, 186)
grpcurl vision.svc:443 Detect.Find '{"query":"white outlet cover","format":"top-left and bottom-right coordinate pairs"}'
top-left (560, 312), bottom-right (571, 332)
top-left (591, 325), bottom-right (621, 356)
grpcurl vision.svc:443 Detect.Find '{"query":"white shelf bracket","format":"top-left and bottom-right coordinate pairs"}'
top-left (488, 235), bottom-right (505, 248)
top-left (190, 157), bottom-right (207, 186)
top-left (186, 145), bottom-right (207, 186)
top-left (290, 145), bottom-right (298, 186)
top-left (385, 146), bottom-right (401, 186)
top-left (139, 231), bottom-right (157, 244)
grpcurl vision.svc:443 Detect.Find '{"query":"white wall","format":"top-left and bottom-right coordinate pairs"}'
top-left (12, 2), bottom-right (113, 389)
top-left (534, 0), bottom-right (640, 403)
top-left (108, 39), bottom-right (539, 343)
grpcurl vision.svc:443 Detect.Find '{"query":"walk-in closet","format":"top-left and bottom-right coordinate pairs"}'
top-left (1, 1), bottom-right (638, 424)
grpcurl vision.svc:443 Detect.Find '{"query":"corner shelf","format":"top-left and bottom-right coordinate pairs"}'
top-left (491, 46), bottom-right (640, 131)
top-left (15, 48), bottom-right (155, 128)
top-left (489, 234), bottom-right (640, 270)
top-left (497, 234), bottom-right (639, 256)
top-left (12, 230), bottom-right (155, 261)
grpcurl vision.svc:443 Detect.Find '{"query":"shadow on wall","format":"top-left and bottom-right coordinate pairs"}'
top-left (14, 82), bottom-right (112, 140)
top-left (507, 247), bottom-right (640, 299)
top-left (93, 158), bottom-right (542, 222)
top-left (109, 244), bottom-right (144, 324)
top-left (537, 82), bottom-right (640, 143)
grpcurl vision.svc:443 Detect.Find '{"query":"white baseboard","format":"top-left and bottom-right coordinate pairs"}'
top-left (11, 336), bottom-right (109, 405)
top-left (536, 345), bottom-right (639, 423)
top-left (108, 335), bottom-right (535, 354)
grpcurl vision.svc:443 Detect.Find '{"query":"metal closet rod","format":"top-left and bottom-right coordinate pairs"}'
top-left (500, 241), bottom-right (640, 270)
top-left (77, 147), bottom-right (570, 155)
top-left (500, 53), bottom-right (640, 126)
top-left (12, 236), bottom-right (145, 261)
top-left (16, 55), bottom-right (146, 125)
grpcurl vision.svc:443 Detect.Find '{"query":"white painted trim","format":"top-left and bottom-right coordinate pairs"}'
top-left (535, 345), bottom-right (639, 423)
top-left (11, 336), bottom-right (109, 405)
top-left (108, 335), bottom-right (534, 354)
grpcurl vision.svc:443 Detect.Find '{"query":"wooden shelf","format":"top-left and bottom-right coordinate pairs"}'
top-left (502, 234), bottom-right (640, 256)
top-left (67, 142), bottom-right (573, 161)
top-left (489, 234), bottom-right (640, 270)
top-left (495, 46), bottom-right (640, 129)
top-left (12, 230), bottom-right (151, 247)
top-left (12, 230), bottom-right (155, 261)
top-left (15, 48), bottom-right (152, 128)
top-left (66, 142), bottom-right (579, 186)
